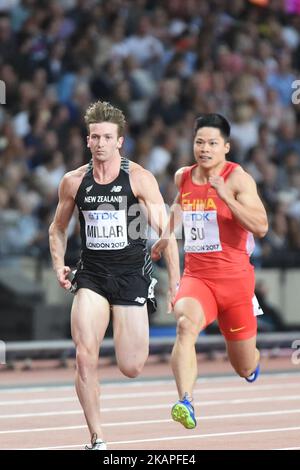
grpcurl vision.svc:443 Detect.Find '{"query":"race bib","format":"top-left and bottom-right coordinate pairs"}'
top-left (252, 295), bottom-right (264, 316)
top-left (83, 210), bottom-right (128, 250)
top-left (183, 210), bottom-right (222, 253)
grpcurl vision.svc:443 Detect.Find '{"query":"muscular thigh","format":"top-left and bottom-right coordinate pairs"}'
top-left (112, 304), bottom-right (149, 357)
top-left (174, 276), bottom-right (218, 328)
top-left (218, 302), bottom-right (258, 341)
top-left (71, 288), bottom-right (110, 351)
top-left (216, 271), bottom-right (257, 342)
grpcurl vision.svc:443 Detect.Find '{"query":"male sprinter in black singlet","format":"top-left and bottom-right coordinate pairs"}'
top-left (49, 101), bottom-right (180, 450)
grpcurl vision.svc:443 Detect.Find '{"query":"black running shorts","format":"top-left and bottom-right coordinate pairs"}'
top-left (71, 258), bottom-right (157, 313)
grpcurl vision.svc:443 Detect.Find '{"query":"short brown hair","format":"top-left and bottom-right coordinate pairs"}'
top-left (84, 101), bottom-right (126, 137)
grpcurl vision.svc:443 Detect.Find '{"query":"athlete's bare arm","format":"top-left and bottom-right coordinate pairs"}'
top-left (165, 167), bottom-right (189, 237)
top-left (209, 167), bottom-right (268, 238)
top-left (49, 167), bottom-right (86, 290)
top-left (151, 167), bottom-right (188, 261)
top-left (130, 164), bottom-right (180, 311)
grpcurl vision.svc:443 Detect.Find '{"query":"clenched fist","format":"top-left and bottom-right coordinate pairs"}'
top-left (151, 238), bottom-right (169, 261)
top-left (56, 266), bottom-right (72, 290)
top-left (209, 175), bottom-right (229, 202)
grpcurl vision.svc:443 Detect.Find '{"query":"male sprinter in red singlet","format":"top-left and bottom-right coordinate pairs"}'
top-left (49, 101), bottom-right (180, 449)
top-left (152, 114), bottom-right (268, 429)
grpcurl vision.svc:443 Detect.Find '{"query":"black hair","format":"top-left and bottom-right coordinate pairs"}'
top-left (194, 113), bottom-right (230, 141)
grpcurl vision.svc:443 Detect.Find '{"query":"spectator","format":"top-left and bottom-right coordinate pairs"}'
top-left (1, 0), bottom-right (300, 271)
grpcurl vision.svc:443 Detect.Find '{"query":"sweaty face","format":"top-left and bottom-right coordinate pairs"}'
top-left (193, 127), bottom-right (230, 169)
top-left (87, 122), bottom-right (123, 162)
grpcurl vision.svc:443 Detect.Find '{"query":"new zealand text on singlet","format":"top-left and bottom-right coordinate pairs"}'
top-left (75, 158), bottom-right (148, 264)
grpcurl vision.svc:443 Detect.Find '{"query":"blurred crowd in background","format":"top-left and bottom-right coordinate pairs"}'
top-left (1, 0), bottom-right (300, 271)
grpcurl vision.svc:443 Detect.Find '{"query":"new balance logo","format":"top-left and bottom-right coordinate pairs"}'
top-left (85, 185), bottom-right (93, 193)
top-left (134, 297), bottom-right (146, 304)
top-left (111, 186), bottom-right (122, 192)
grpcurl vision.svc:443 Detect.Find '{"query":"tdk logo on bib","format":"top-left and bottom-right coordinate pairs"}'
top-left (88, 212), bottom-right (119, 220)
top-left (185, 213), bottom-right (210, 222)
top-left (83, 209), bottom-right (128, 250)
top-left (183, 210), bottom-right (222, 253)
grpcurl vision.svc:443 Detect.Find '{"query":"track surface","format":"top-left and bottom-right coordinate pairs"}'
top-left (0, 354), bottom-right (299, 450)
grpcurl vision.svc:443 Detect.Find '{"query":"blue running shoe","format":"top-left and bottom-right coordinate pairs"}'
top-left (245, 363), bottom-right (260, 383)
top-left (171, 394), bottom-right (197, 429)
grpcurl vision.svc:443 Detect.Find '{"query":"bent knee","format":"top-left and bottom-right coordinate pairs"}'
top-left (176, 314), bottom-right (204, 338)
top-left (119, 361), bottom-right (146, 378)
top-left (117, 350), bottom-right (148, 378)
top-left (234, 365), bottom-right (256, 378)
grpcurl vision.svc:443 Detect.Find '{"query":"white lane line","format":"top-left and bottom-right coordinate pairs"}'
top-left (1, 395), bottom-right (300, 419)
top-left (23, 425), bottom-right (300, 450)
top-left (1, 371), bottom-right (299, 394)
top-left (0, 382), bottom-right (299, 406)
top-left (1, 408), bottom-right (300, 435)
top-left (0, 397), bottom-right (75, 406)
